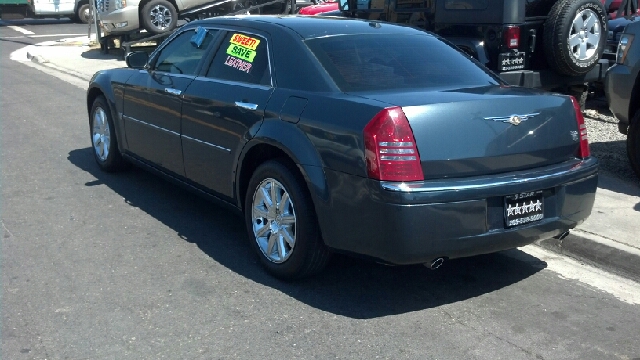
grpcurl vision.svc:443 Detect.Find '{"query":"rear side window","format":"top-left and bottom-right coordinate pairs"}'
top-left (305, 33), bottom-right (498, 92)
top-left (206, 32), bottom-right (271, 86)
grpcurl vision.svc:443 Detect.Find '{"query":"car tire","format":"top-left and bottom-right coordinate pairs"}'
top-left (544, 0), bottom-right (607, 76)
top-left (141, 0), bottom-right (178, 35)
top-left (627, 111), bottom-right (640, 180)
top-left (74, 2), bottom-right (91, 24)
top-left (90, 96), bottom-right (127, 172)
top-left (244, 159), bottom-right (330, 280)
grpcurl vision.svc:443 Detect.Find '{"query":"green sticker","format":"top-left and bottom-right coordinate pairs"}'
top-left (226, 44), bottom-right (256, 63)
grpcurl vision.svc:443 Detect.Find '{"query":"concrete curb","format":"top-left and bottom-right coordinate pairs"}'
top-left (535, 230), bottom-right (640, 282)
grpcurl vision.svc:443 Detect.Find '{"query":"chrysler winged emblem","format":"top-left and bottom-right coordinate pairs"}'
top-left (484, 113), bottom-right (539, 126)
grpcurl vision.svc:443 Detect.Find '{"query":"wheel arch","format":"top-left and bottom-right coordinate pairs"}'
top-left (87, 84), bottom-right (127, 153)
top-left (235, 122), bottom-right (329, 215)
top-left (75, 0), bottom-right (89, 12)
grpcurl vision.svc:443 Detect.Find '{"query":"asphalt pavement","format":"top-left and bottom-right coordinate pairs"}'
top-left (2, 21), bottom-right (640, 359)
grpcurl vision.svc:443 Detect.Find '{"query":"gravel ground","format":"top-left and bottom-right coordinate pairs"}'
top-left (583, 95), bottom-right (638, 183)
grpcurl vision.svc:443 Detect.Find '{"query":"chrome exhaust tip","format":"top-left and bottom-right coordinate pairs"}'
top-left (425, 257), bottom-right (445, 270)
top-left (554, 231), bottom-right (570, 240)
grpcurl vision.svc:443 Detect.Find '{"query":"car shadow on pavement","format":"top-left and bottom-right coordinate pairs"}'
top-left (68, 147), bottom-right (547, 319)
top-left (81, 48), bottom-right (123, 61)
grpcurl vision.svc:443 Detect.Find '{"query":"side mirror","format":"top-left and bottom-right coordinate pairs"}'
top-left (125, 51), bottom-right (149, 69)
top-left (338, 0), bottom-right (349, 10)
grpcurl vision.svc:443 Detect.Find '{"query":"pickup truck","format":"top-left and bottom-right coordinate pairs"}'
top-left (0, 0), bottom-right (92, 23)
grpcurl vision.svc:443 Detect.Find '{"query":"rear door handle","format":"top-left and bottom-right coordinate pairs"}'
top-left (165, 88), bottom-right (182, 96)
top-left (235, 101), bottom-right (258, 111)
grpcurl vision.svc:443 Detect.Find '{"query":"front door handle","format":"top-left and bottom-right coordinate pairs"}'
top-left (235, 101), bottom-right (258, 111)
top-left (165, 88), bottom-right (182, 96)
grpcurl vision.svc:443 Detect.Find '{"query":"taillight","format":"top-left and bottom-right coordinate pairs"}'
top-left (570, 96), bottom-right (590, 158)
top-left (504, 25), bottom-right (520, 49)
top-left (363, 107), bottom-right (424, 182)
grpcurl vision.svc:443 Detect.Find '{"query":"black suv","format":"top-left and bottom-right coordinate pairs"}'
top-left (335, 0), bottom-right (610, 97)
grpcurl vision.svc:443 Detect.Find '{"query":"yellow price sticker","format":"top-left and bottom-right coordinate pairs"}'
top-left (226, 44), bottom-right (257, 63)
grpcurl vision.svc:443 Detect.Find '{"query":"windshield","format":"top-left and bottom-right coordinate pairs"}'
top-left (305, 33), bottom-right (499, 92)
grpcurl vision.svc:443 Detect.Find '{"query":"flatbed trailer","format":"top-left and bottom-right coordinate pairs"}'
top-left (97, 0), bottom-right (300, 57)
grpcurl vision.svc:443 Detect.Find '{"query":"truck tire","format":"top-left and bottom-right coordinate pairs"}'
top-left (141, 0), bottom-right (178, 35)
top-left (73, 2), bottom-right (91, 24)
top-left (544, 0), bottom-right (607, 76)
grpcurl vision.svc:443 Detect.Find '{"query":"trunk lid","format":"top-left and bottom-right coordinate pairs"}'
top-left (354, 86), bottom-right (580, 179)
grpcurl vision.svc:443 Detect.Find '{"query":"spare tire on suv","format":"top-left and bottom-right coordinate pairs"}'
top-left (544, 0), bottom-right (607, 76)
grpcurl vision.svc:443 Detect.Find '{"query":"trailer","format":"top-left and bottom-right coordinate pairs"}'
top-left (94, 0), bottom-right (303, 57)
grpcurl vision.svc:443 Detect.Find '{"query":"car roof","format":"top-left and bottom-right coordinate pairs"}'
top-left (195, 15), bottom-right (428, 39)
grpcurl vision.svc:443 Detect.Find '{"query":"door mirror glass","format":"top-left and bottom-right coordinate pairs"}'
top-left (339, 0), bottom-right (349, 10)
top-left (125, 51), bottom-right (149, 69)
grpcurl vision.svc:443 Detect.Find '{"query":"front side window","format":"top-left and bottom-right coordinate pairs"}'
top-left (206, 32), bottom-right (271, 86)
top-left (154, 28), bottom-right (217, 75)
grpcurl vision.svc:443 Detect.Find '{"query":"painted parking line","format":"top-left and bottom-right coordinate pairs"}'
top-left (7, 26), bottom-right (35, 35)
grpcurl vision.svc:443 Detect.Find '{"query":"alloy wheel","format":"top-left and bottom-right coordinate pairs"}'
top-left (92, 107), bottom-right (111, 162)
top-left (568, 8), bottom-right (601, 61)
top-left (251, 178), bottom-right (297, 263)
top-left (149, 5), bottom-right (173, 30)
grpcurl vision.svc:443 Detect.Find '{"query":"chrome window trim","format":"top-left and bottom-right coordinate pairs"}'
top-left (181, 134), bottom-right (231, 152)
top-left (195, 76), bottom-right (272, 90)
top-left (124, 115), bottom-right (179, 136)
top-left (380, 160), bottom-right (596, 193)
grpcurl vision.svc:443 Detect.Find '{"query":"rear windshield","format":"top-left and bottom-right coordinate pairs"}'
top-left (305, 33), bottom-right (499, 92)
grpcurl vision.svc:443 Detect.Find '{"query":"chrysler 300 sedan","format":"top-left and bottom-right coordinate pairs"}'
top-left (86, 15), bottom-right (598, 279)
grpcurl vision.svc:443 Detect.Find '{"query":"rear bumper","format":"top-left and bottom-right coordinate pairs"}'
top-left (313, 157), bottom-right (598, 265)
top-left (500, 59), bottom-right (610, 89)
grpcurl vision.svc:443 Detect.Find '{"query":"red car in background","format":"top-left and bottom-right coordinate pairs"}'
top-left (301, 0), bottom-right (638, 19)
top-left (298, 0), bottom-right (337, 15)
top-left (608, 0), bottom-right (640, 19)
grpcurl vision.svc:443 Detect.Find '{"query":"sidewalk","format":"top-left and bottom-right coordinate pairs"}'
top-left (11, 36), bottom-right (640, 281)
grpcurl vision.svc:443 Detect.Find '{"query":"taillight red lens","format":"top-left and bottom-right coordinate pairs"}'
top-left (504, 25), bottom-right (520, 49)
top-left (363, 107), bottom-right (424, 182)
top-left (570, 96), bottom-right (590, 159)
